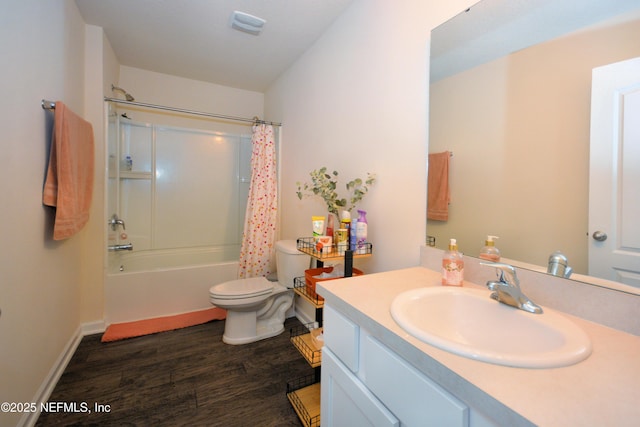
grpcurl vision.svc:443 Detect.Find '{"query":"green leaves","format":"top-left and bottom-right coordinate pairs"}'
top-left (296, 167), bottom-right (376, 216)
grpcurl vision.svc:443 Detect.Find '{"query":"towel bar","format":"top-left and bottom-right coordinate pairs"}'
top-left (42, 99), bottom-right (56, 110)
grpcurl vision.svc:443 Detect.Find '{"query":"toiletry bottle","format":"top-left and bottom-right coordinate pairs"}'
top-left (350, 218), bottom-right (357, 251)
top-left (340, 211), bottom-right (351, 248)
top-left (326, 214), bottom-right (335, 240)
top-left (479, 235), bottom-right (500, 262)
top-left (356, 210), bottom-right (368, 254)
top-left (442, 238), bottom-right (464, 286)
top-left (312, 216), bottom-right (325, 239)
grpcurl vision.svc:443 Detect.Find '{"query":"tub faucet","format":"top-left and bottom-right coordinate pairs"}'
top-left (109, 213), bottom-right (126, 231)
top-left (480, 262), bottom-right (543, 314)
top-left (108, 243), bottom-right (133, 251)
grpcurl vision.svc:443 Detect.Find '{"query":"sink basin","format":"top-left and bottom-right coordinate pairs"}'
top-left (390, 287), bottom-right (591, 368)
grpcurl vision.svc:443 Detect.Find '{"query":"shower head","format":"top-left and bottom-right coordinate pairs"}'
top-left (111, 84), bottom-right (135, 102)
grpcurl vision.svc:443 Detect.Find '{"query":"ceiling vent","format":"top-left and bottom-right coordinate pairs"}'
top-left (230, 11), bottom-right (266, 35)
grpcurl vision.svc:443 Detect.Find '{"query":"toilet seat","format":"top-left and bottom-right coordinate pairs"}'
top-left (209, 277), bottom-right (273, 300)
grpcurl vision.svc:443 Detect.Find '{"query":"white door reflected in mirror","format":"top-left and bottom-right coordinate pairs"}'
top-left (589, 57), bottom-right (640, 287)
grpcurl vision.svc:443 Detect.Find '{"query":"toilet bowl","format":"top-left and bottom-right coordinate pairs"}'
top-left (209, 240), bottom-right (308, 345)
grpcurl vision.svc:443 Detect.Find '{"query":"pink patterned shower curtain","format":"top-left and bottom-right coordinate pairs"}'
top-left (237, 124), bottom-right (278, 278)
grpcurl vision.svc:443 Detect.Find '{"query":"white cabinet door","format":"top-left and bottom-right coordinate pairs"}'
top-left (322, 348), bottom-right (399, 427)
top-left (323, 305), bottom-right (360, 371)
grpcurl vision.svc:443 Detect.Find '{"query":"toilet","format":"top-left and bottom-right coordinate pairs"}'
top-left (209, 240), bottom-right (309, 345)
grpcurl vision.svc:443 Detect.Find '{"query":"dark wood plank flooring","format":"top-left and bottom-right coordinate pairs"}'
top-left (36, 317), bottom-right (310, 426)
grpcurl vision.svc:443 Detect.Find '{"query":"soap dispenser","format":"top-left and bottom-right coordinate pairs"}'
top-left (479, 235), bottom-right (501, 262)
top-left (442, 238), bottom-right (464, 286)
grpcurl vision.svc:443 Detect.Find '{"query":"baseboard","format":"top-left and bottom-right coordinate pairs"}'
top-left (295, 310), bottom-right (316, 327)
top-left (82, 319), bottom-right (106, 336)
top-left (19, 320), bottom-right (105, 427)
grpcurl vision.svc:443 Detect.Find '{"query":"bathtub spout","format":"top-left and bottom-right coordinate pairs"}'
top-left (109, 243), bottom-right (133, 251)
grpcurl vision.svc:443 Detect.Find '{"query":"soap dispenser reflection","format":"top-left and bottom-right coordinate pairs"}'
top-left (479, 235), bottom-right (500, 262)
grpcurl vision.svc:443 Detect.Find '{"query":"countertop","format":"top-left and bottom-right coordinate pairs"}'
top-left (317, 266), bottom-right (640, 427)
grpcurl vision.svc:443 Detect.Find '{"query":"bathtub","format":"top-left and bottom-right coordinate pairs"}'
top-left (105, 246), bottom-right (240, 324)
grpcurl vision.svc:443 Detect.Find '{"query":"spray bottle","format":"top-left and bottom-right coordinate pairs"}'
top-left (356, 210), bottom-right (368, 254)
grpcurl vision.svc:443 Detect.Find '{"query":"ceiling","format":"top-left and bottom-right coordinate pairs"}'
top-left (75, 0), bottom-right (353, 92)
top-left (431, 0), bottom-right (640, 82)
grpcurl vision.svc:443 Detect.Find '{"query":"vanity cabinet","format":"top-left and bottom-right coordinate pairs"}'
top-left (323, 348), bottom-right (400, 426)
top-left (322, 304), bottom-right (499, 427)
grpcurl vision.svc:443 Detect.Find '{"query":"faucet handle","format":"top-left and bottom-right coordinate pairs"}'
top-left (480, 262), bottom-right (520, 288)
top-left (109, 213), bottom-right (126, 231)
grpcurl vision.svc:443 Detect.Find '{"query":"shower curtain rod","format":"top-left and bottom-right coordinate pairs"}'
top-left (103, 97), bottom-right (282, 126)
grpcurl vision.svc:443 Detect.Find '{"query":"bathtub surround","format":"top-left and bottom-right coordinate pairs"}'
top-left (238, 124), bottom-right (279, 278)
top-left (105, 105), bottom-right (256, 324)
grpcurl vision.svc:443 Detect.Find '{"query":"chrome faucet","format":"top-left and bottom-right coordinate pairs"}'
top-left (547, 251), bottom-right (573, 278)
top-left (108, 213), bottom-right (126, 231)
top-left (480, 262), bottom-right (543, 314)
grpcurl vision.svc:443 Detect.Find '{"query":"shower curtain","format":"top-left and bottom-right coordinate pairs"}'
top-left (237, 124), bottom-right (278, 278)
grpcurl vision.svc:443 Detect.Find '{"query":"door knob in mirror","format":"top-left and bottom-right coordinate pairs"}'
top-left (592, 231), bottom-right (607, 241)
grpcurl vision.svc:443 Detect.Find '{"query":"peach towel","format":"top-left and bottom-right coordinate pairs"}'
top-left (427, 151), bottom-right (450, 221)
top-left (43, 102), bottom-right (95, 240)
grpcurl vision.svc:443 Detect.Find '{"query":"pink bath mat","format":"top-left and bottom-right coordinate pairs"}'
top-left (101, 307), bottom-right (227, 342)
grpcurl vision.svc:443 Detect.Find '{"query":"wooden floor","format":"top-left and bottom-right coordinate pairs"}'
top-left (36, 317), bottom-right (311, 426)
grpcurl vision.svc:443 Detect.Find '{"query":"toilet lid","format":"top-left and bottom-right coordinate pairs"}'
top-left (209, 277), bottom-right (273, 299)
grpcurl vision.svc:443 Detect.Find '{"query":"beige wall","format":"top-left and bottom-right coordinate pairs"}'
top-left (428, 16), bottom-right (640, 273)
top-left (0, 1), bottom-right (92, 426)
top-left (266, 0), bottom-right (475, 273)
top-left (117, 65), bottom-right (264, 133)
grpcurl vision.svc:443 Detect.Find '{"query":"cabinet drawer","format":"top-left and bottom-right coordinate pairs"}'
top-left (324, 305), bottom-right (359, 372)
top-left (363, 335), bottom-right (469, 427)
top-left (322, 348), bottom-right (399, 427)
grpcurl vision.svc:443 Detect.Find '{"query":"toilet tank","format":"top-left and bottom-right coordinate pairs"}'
top-left (275, 240), bottom-right (310, 288)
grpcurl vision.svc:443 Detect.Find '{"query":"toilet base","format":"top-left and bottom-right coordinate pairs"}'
top-left (222, 309), bottom-right (285, 344)
top-left (219, 288), bottom-right (293, 345)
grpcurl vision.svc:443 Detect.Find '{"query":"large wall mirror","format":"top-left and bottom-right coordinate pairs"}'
top-left (428, 0), bottom-right (640, 287)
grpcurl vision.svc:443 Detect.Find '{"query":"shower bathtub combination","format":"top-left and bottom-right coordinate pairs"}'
top-left (104, 98), bottom-right (277, 324)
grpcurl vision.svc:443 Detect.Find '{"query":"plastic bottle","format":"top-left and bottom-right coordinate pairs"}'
top-left (340, 211), bottom-right (351, 249)
top-left (442, 238), bottom-right (464, 286)
top-left (356, 210), bottom-right (368, 254)
top-left (479, 235), bottom-right (501, 262)
top-left (350, 218), bottom-right (357, 251)
top-left (326, 214), bottom-right (335, 240)
top-left (121, 155), bottom-right (133, 171)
